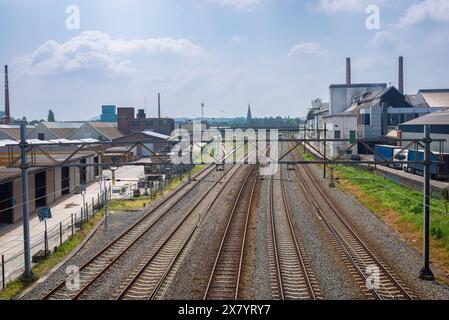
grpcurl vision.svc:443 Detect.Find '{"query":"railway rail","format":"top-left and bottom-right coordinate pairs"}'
top-left (291, 144), bottom-right (414, 300)
top-left (267, 164), bottom-right (321, 300)
top-left (115, 164), bottom-right (249, 300)
top-left (203, 165), bottom-right (258, 300)
top-left (42, 164), bottom-right (218, 300)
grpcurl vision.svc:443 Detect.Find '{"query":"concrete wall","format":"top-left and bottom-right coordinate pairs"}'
top-left (27, 124), bottom-right (57, 140)
top-left (358, 104), bottom-right (383, 140)
top-left (9, 156), bottom-right (97, 223)
top-left (70, 124), bottom-right (104, 140)
top-left (330, 84), bottom-right (386, 115)
top-left (323, 116), bottom-right (358, 158)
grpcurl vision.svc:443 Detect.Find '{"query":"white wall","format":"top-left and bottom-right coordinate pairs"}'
top-left (330, 85), bottom-right (386, 115)
top-left (323, 116), bottom-right (358, 158)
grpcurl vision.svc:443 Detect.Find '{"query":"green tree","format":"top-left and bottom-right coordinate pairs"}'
top-left (47, 109), bottom-right (55, 122)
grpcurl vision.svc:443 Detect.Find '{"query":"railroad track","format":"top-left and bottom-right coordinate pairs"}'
top-left (42, 164), bottom-right (218, 300)
top-left (291, 145), bottom-right (414, 300)
top-left (203, 165), bottom-right (258, 300)
top-left (115, 164), bottom-right (249, 300)
top-left (267, 165), bottom-right (321, 300)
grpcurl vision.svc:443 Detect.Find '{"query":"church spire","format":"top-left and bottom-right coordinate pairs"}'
top-left (247, 104), bottom-right (252, 124)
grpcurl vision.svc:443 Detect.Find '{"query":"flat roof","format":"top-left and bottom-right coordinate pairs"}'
top-left (0, 152), bottom-right (97, 183)
top-left (329, 83), bottom-right (387, 89)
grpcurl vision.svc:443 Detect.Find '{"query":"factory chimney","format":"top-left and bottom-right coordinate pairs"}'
top-left (346, 57), bottom-right (351, 85)
top-left (158, 93), bottom-right (161, 119)
top-left (4, 65), bottom-right (10, 124)
top-left (398, 56), bottom-right (404, 94)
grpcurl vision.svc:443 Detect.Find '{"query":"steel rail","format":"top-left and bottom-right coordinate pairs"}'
top-left (203, 165), bottom-right (257, 300)
top-left (42, 164), bottom-right (216, 300)
top-left (279, 167), bottom-right (319, 300)
top-left (269, 178), bottom-right (285, 300)
top-left (292, 145), bottom-right (413, 300)
top-left (116, 164), bottom-right (245, 300)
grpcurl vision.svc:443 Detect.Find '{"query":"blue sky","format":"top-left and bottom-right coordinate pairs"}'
top-left (0, 0), bottom-right (449, 121)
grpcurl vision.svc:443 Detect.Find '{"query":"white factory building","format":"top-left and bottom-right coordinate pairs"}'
top-left (304, 57), bottom-right (449, 158)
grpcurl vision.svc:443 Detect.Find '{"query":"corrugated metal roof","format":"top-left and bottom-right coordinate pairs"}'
top-left (0, 126), bottom-right (34, 140)
top-left (401, 110), bottom-right (449, 125)
top-left (42, 122), bottom-right (83, 129)
top-left (419, 89), bottom-right (449, 108)
top-left (142, 131), bottom-right (170, 140)
top-left (89, 122), bottom-right (123, 140)
top-left (0, 138), bottom-right (100, 147)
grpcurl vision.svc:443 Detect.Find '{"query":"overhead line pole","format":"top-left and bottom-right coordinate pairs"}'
top-left (420, 125), bottom-right (435, 281)
top-left (20, 122), bottom-right (33, 281)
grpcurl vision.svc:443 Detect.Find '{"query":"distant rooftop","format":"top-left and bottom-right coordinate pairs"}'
top-left (41, 122), bottom-right (83, 129)
top-left (329, 83), bottom-right (387, 89)
top-left (418, 89), bottom-right (449, 108)
top-left (401, 109), bottom-right (449, 126)
top-left (142, 130), bottom-right (170, 140)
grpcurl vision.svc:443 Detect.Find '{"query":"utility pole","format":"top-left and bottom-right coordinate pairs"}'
top-left (104, 179), bottom-right (108, 230)
top-left (420, 125), bottom-right (435, 281)
top-left (20, 122), bottom-right (33, 280)
top-left (323, 123), bottom-right (327, 179)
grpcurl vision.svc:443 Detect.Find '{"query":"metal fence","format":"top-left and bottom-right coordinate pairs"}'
top-left (1, 187), bottom-right (111, 290)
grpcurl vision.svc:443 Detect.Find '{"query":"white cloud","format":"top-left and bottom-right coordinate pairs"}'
top-left (287, 42), bottom-right (325, 57)
top-left (368, 30), bottom-right (396, 48)
top-left (230, 35), bottom-right (247, 43)
top-left (207, 0), bottom-right (260, 10)
top-left (17, 31), bottom-right (203, 76)
top-left (399, 0), bottom-right (449, 27)
top-left (313, 0), bottom-right (384, 13)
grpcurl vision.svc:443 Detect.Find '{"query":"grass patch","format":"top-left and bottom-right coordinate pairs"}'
top-left (298, 147), bottom-right (449, 278)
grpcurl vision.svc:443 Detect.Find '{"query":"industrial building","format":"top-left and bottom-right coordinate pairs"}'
top-left (113, 131), bottom-right (171, 157)
top-left (305, 56), bottom-right (449, 156)
top-left (0, 125), bottom-right (34, 140)
top-left (0, 152), bottom-right (101, 224)
top-left (117, 107), bottom-right (175, 136)
top-left (399, 110), bottom-right (449, 154)
top-left (100, 105), bottom-right (117, 122)
top-left (68, 122), bottom-right (123, 141)
top-left (27, 122), bottom-right (82, 140)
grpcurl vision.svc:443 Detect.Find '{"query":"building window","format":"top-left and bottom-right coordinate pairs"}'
top-left (38, 133), bottom-right (45, 141)
top-left (349, 131), bottom-right (356, 143)
top-left (334, 130), bottom-right (341, 139)
top-left (362, 114), bottom-right (371, 126)
top-left (389, 114), bottom-right (399, 126)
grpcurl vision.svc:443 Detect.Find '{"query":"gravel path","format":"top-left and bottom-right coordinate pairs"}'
top-left (252, 176), bottom-right (272, 300)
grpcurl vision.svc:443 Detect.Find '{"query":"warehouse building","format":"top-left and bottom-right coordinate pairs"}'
top-left (399, 110), bottom-right (449, 154)
top-left (27, 122), bottom-right (82, 140)
top-left (68, 122), bottom-right (123, 141)
top-left (113, 131), bottom-right (171, 158)
top-left (0, 125), bottom-right (34, 140)
top-left (0, 152), bottom-right (100, 224)
top-left (117, 107), bottom-right (175, 136)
